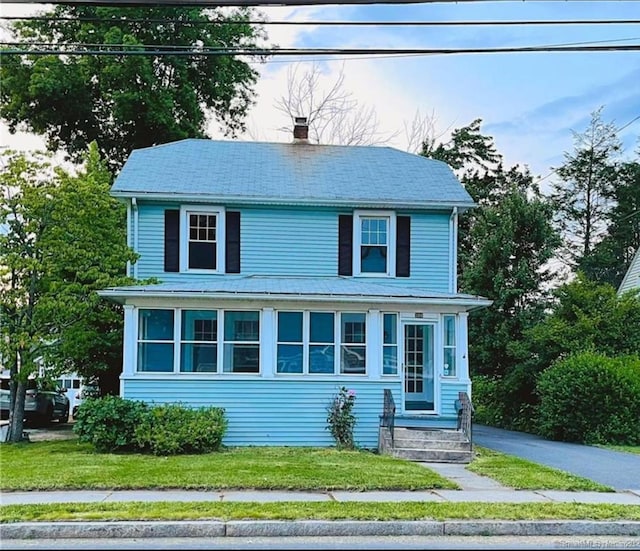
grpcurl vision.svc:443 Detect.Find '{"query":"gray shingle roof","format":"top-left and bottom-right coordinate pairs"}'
top-left (111, 139), bottom-right (474, 210)
top-left (99, 276), bottom-right (492, 309)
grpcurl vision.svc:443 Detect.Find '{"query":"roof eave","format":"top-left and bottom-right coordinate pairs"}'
top-left (98, 289), bottom-right (492, 310)
top-left (109, 191), bottom-right (476, 211)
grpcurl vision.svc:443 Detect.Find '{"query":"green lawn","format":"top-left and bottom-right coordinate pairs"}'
top-left (598, 445), bottom-right (640, 456)
top-left (3, 502), bottom-right (639, 523)
top-left (0, 441), bottom-right (457, 491)
top-left (467, 447), bottom-right (612, 492)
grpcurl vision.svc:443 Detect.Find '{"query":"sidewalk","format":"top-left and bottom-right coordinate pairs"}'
top-left (4, 464), bottom-right (640, 540)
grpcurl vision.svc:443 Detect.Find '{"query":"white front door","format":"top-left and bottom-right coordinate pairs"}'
top-left (403, 323), bottom-right (435, 412)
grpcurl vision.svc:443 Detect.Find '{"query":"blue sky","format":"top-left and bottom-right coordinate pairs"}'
top-left (2, 1), bottom-right (639, 187)
top-left (240, 0), bottom-right (640, 185)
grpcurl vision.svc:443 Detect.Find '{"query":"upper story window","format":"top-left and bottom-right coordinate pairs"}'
top-left (359, 216), bottom-right (389, 274)
top-left (164, 207), bottom-right (241, 274)
top-left (181, 206), bottom-right (224, 273)
top-left (188, 212), bottom-right (218, 270)
top-left (354, 211), bottom-right (395, 276)
top-left (339, 211), bottom-right (410, 278)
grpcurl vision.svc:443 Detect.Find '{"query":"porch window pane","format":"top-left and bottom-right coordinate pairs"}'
top-left (341, 313), bottom-right (366, 374)
top-left (443, 315), bottom-right (457, 377)
top-left (139, 309), bottom-right (173, 341)
top-left (225, 311), bottom-right (259, 341)
top-left (138, 309), bottom-right (174, 372)
top-left (278, 312), bottom-right (303, 342)
top-left (277, 344), bottom-right (303, 373)
top-left (383, 313), bottom-right (398, 375)
top-left (181, 344), bottom-right (217, 373)
top-left (310, 312), bottom-right (334, 343)
top-left (341, 346), bottom-right (365, 374)
top-left (138, 343), bottom-right (174, 372)
top-left (309, 344), bottom-right (335, 374)
top-left (223, 344), bottom-right (259, 373)
top-left (383, 347), bottom-right (398, 376)
top-left (223, 311), bottom-right (259, 373)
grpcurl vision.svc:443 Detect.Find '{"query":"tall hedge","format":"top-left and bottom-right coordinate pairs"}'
top-left (536, 352), bottom-right (640, 445)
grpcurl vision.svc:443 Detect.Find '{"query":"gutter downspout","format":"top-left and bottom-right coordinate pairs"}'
top-left (450, 207), bottom-right (458, 293)
top-left (132, 197), bottom-right (139, 280)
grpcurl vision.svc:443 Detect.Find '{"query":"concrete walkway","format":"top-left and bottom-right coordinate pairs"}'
top-left (474, 425), bottom-right (640, 491)
top-left (3, 487), bottom-right (640, 506)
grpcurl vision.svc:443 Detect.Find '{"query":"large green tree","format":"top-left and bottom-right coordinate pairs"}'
top-left (550, 108), bottom-right (621, 266)
top-left (0, 144), bottom-right (136, 442)
top-left (578, 157), bottom-right (640, 287)
top-left (1, 6), bottom-right (266, 169)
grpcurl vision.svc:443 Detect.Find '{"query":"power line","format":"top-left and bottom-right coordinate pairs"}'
top-left (3, 16), bottom-right (640, 26)
top-left (1, 0), bottom-right (631, 6)
top-left (3, 44), bottom-right (640, 56)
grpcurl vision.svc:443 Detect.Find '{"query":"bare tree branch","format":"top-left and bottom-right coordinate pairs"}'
top-left (274, 62), bottom-right (396, 146)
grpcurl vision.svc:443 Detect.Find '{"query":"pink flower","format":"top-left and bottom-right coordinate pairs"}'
top-left (348, 389), bottom-right (356, 397)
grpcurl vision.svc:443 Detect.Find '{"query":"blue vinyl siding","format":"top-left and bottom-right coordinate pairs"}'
top-left (122, 378), bottom-right (402, 447)
top-left (440, 381), bottom-right (470, 417)
top-left (134, 202), bottom-right (451, 291)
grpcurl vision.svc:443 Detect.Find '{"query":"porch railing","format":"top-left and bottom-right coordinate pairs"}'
top-left (380, 388), bottom-right (396, 447)
top-left (456, 391), bottom-right (474, 445)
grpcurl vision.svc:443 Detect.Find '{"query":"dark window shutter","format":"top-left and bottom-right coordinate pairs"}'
top-left (164, 209), bottom-right (180, 272)
top-left (225, 211), bottom-right (241, 274)
top-left (338, 215), bottom-right (353, 276)
top-left (396, 216), bottom-right (411, 277)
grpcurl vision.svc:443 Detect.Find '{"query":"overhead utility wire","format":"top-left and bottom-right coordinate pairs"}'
top-left (2, 0), bottom-right (630, 7)
top-left (3, 44), bottom-right (640, 55)
top-left (4, 16), bottom-right (640, 26)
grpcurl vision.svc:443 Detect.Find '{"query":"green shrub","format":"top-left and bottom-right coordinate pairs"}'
top-left (134, 403), bottom-right (227, 455)
top-left (536, 352), bottom-right (640, 445)
top-left (73, 396), bottom-right (148, 452)
top-left (326, 387), bottom-right (357, 450)
top-left (471, 375), bottom-right (504, 426)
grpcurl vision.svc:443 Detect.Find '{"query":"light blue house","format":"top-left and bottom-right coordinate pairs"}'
top-left (100, 120), bottom-right (491, 449)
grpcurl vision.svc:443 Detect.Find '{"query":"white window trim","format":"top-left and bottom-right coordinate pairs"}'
top-left (134, 307), bottom-right (261, 375)
top-left (339, 311), bottom-right (368, 376)
top-left (179, 205), bottom-right (226, 274)
top-left (353, 210), bottom-right (396, 277)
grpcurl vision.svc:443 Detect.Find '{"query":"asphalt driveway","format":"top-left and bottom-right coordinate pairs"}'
top-left (474, 424), bottom-right (640, 491)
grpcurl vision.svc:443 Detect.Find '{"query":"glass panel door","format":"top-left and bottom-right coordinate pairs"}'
top-left (404, 323), bottom-right (435, 412)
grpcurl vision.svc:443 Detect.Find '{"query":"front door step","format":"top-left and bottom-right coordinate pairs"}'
top-left (379, 426), bottom-right (473, 464)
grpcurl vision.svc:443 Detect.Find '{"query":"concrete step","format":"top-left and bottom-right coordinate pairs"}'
top-left (392, 448), bottom-right (473, 464)
top-left (392, 437), bottom-right (471, 451)
top-left (393, 427), bottom-right (467, 442)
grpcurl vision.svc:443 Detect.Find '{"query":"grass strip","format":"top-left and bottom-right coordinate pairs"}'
top-left (598, 445), bottom-right (640, 456)
top-left (467, 447), bottom-right (612, 492)
top-left (0, 441), bottom-right (457, 491)
top-left (2, 502), bottom-right (639, 523)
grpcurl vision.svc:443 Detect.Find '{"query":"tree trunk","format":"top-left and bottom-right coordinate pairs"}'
top-left (6, 380), bottom-right (27, 443)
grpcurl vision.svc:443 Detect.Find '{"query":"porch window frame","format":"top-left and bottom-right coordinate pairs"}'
top-left (339, 311), bottom-right (368, 375)
top-left (382, 312), bottom-right (399, 376)
top-left (442, 314), bottom-right (457, 378)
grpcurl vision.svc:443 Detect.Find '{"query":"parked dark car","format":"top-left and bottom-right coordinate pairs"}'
top-left (0, 376), bottom-right (70, 426)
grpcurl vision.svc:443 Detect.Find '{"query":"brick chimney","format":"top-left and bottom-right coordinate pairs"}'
top-left (293, 116), bottom-right (309, 143)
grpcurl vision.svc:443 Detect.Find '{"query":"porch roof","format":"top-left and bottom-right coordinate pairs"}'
top-left (99, 276), bottom-right (492, 310)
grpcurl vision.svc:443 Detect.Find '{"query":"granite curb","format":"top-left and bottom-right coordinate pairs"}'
top-left (2, 520), bottom-right (640, 539)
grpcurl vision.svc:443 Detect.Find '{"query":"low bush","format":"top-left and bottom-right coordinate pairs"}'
top-left (536, 352), bottom-right (640, 445)
top-left (326, 386), bottom-right (357, 450)
top-left (134, 403), bottom-right (227, 455)
top-left (73, 395), bottom-right (148, 452)
top-left (74, 397), bottom-right (227, 455)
